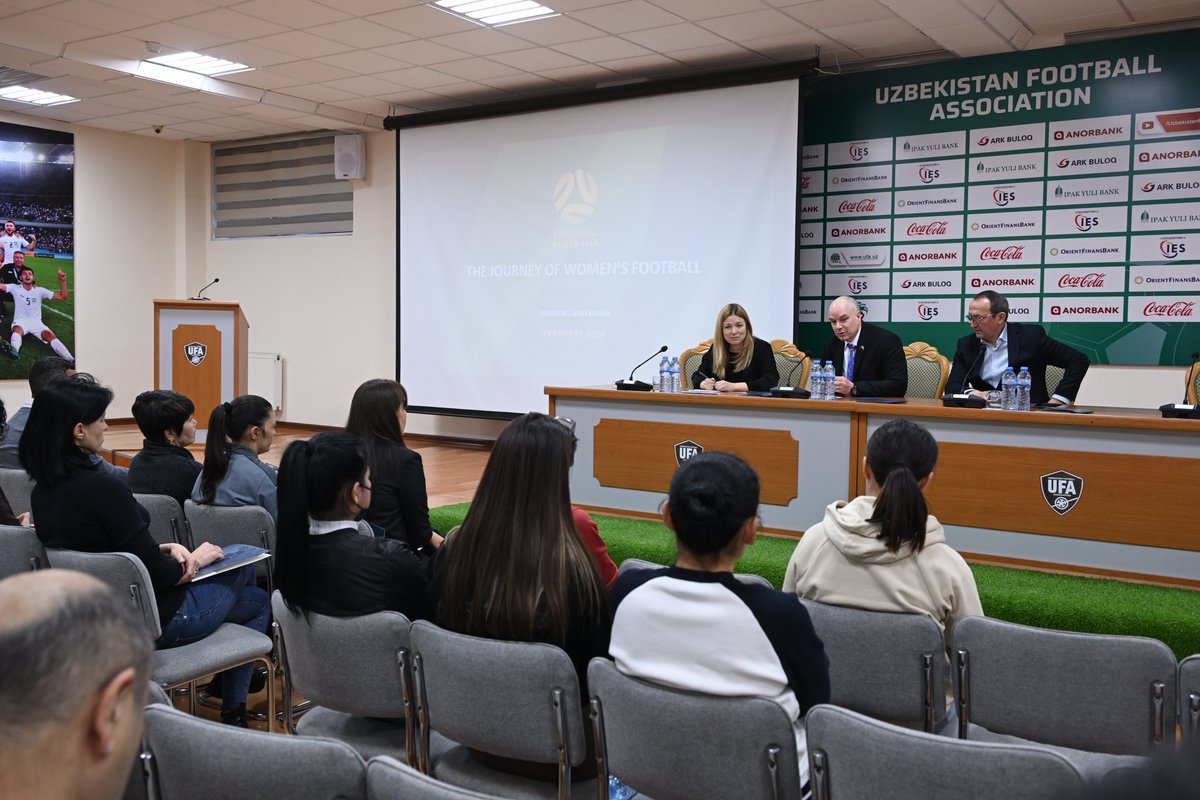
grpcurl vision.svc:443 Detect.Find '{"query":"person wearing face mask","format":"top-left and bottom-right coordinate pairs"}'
top-left (692, 303), bottom-right (778, 393)
top-left (127, 390), bottom-right (202, 508)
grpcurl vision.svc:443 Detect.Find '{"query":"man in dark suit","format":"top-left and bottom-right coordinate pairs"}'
top-left (946, 290), bottom-right (1090, 406)
top-left (821, 296), bottom-right (907, 397)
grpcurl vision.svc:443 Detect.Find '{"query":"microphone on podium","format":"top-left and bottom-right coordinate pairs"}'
top-left (190, 277), bottom-right (220, 301)
top-left (616, 345), bottom-right (668, 391)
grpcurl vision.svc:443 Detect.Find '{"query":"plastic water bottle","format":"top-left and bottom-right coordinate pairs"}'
top-left (1017, 366), bottom-right (1031, 412)
top-left (669, 357), bottom-right (681, 393)
top-left (1001, 366), bottom-right (1017, 411)
top-left (823, 361), bottom-right (836, 400)
top-left (809, 364), bottom-right (822, 398)
top-left (656, 356), bottom-right (670, 392)
top-left (609, 774), bottom-right (637, 800)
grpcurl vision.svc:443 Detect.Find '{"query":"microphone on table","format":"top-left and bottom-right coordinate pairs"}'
top-left (1160, 351), bottom-right (1200, 419)
top-left (615, 345), bottom-right (668, 391)
top-left (767, 353), bottom-right (811, 398)
top-left (943, 343), bottom-right (987, 408)
top-left (190, 277), bottom-right (219, 301)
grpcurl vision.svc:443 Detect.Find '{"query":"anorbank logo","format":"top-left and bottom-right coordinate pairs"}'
top-left (554, 170), bottom-right (597, 224)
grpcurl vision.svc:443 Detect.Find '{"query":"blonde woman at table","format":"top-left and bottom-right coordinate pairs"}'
top-left (692, 303), bottom-right (778, 392)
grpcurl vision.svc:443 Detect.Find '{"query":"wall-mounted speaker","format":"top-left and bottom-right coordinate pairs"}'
top-left (333, 133), bottom-right (365, 181)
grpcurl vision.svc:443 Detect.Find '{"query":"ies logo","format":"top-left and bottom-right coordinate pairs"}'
top-left (992, 189), bottom-right (1015, 206)
top-left (918, 166), bottom-right (940, 183)
top-left (848, 278), bottom-right (869, 295)
top-left (848, 144), bottom-right (870, 161)
top-left (1160, 240), bottom-right (1187, 259)
top-left (554, 170), bottom-right (598, 225)
top-left (1074, 214), bottom-right (1099, 232)
top-left (917, 303), bottom-right (938, 320)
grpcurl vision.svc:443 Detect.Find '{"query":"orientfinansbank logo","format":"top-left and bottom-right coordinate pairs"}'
top-left (554, 170), bottom-right (598, 224)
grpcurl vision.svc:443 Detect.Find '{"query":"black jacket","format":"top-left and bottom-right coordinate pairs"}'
top-left (691, 337), bottom-right (779, 391)
top-left (945, 322), bottom-right (1090, 404)
top-left (128, 440), bottom-right (203, 508)
top-left (360, 438), bottom-right (437, 550)
top-left (820, 323), bottom-right (908, 397)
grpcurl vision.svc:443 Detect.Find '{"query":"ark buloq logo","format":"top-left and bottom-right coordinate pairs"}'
top-left (1143, 300), bottom-right (1195, 317)
top-left (980, 245), bottom-right (1026, 261)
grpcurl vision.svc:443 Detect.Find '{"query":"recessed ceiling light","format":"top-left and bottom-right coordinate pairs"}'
top-left (0, 86), bottom-right (79, 106)
top-left (147, 51), bottom-right (253, 77)
top-left (432, 0), bottom-right (558, 27)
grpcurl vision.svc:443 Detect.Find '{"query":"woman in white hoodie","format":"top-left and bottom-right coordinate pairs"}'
top-left (783, 418), bottom-right (982, 729)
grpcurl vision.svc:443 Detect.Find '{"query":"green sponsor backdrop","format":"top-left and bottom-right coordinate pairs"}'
top-left (797, 29), bottom-right (1200, 368)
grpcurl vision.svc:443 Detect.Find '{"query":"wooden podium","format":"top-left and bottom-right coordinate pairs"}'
top-left (154, 300), bottom-right (248, 433)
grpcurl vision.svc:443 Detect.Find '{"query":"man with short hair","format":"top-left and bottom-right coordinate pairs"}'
top-left (0, 569), bottom-right (152, 800)
top-left (945, 290), bottom-right (1090, 406)
top-left (0, 220), bottom-right (36, 326)
top-left (0, 252), bottom-right (74, 363)
top-left (820, 295), bottom-right (907, 397)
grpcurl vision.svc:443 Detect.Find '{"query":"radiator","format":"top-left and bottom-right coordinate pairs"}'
top-left (248, 352), bottom-right (284, 415)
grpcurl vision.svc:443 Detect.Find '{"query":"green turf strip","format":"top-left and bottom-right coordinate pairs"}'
top-left (431, 503), bottom-right (1200, 659)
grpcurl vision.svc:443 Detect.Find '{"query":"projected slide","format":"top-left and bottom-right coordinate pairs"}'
top-left (399, 80), bottom-right (799, 415)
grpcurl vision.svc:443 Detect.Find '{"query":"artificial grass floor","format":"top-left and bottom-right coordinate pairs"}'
top-left (429, 503), bottom-right (1200, 659)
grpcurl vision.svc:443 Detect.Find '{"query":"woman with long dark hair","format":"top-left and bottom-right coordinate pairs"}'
top-left (192, 394), bottom-right (277, 521)
top-left (691, 303), bottom-right (778, 392)
top-left (783, 418), bottom-right (982, 729)
top-left (24, 374), bottom-right (269, 726)
top-left (609, 452), bottom-right (829, 791)
top-left (273, 431), bottom-right (429, 619)
top-left (345, 379), bottom-right (442, 552)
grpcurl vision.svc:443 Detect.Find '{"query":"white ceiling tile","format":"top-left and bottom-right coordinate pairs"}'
top-left (32, 58), bottom-right (127, 82)
top-left (316, 18), bottom-right (412, 49)
top-left (923, 20), bottom-right (1012, 52)
top-left (821, 17), bottom-right (923, 47)
top-left (1128, 5), bottom-right (1200, 22)
top-left (504, 16), bottom-right (607, 45)
top-left (175, 8), bottom-right (291, 39)
top-left (370, 5), bottom-right (479, 36)
top-left (570, 1), bottom-right (685, 34)
top-left (489, 47), bottom-right (585, 71)
top-left (880, 0), bottom-right (980, 29)
top-left (315, 0), bottom-right (422, 14)
top-left (429, 80), bottom-right (514, 100)
top-left (319, 74), bottom-right (404, 95)
top-left (150, 102), bottom-right (234, 120)
top-left (371, 66), bottom-right (462, 89)
top-left (538, 63), bottom-right (619, 83)
top-left (277, 83), bottom-right (359, 103)
top-left (1023, 11), bottom-right (1136, 34)
top-left (200, 41), bottom-right (298, 68)
top-left (111, 108), bottom-right (193, 125)
top-left (331, 96), bottom-right (393, 114)
top-left (36, 0), bottom-right (159, 33)
top-left (79, 116), bottom-right (148, 132)
top-left (595, 53), bottom-right (688, 75)
top-left (377, 89), bottom-right (444, 106)
top-left (431, 28), bottom-right (533, 56)
top-left (167, 119), bottom-right (243, 135)
top-left (316, 50), bottom-right (407, 74)
top-left (236, 0), bottom-right (350, 26)
top-left (5, 10), bottom-right (115, 45)
top-left (101, 0), bottom-right (212, 19)
top-left (267, 59), bottom-right (358, 83)
top-left (432, 57), bottom-right (524, 81)
top-left (34, 75), bottom-right (124, 98)
top-left (1003, 0), bottom-right (1124, 24)
top-left (125, 20), bottom-right (235, 50)
top-left (476, 74), bottom-right (562, 92)
top-left (63, 33), bottom-right (147, 61)
top-left (740, 30), bottom-right (835, 58)
top-left (25, 104), bottom-right (96, 121)
top-left (247, 30), bottom-right (355, 58)
top-left (542, 0), bottom-right (625, 8)
top-left (394, 94), bottom-right (468, 110)
top-left (227, 102), bottom-right (311, 119)
top-left (650, 0), bottom-right (770, 18)
top-left (854, 33), bottom-right (944, 58)
top-left (217, 68), bottom-right (304, 90)
top-left (370, 39), bottom-right (467, 65)
top-left (783, 0), bottom-right (896, 28)
top-left (670, 45), bottom-right (772, 69)
top-left (552, 36), bottom-right (655, 61)
top-left (698, 9), bottom-right (813, 39)
top-left (88, 90), bottom-right (178, 110)
top-left (622, 22), bottom-right (729, 51)
top-left (0, 43), bottom-right (61, 69)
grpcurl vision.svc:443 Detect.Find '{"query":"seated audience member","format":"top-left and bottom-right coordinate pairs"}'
top-left (783, 418), bottom-right (982, 728)
top-left (435, 412), bottom-right (611, 779)
top-left (345, 379), bottom-right (443, 552)
top-left (0, 570), bottom-right (152, 800)
top-left (127, 390), bottom-right (202, 507)
top-left (0, 355), bottom-right (126, 478)
top-left (192, 394), bottom-right (278, 521)
top-left (23, 374), bottom-right (269, 727)
top-left (274, 431), bottom-right (430, 619)
top-left (692, 303), bottom-right (779, 392)
top-left (0, 398), bottom-right (29, 525)
top-left (610, 452), bottom-right (830, 790)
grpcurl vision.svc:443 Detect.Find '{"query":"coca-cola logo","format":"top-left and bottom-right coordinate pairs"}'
top-left (980, 245), bottom-right (1026, 261)
top-left (801, 176), bottom-right (811, 190)
top-left (1058, 272), bottom-right (1106, 288)
top-left (918, 303), bottom-right (939, 320)
top-left (1161, 240), bottom-right (1187, 259)
top-left (838, 198), bottom-right (877, 213)
top-left (918, 166), bottom-right (940, 183)
top-left (1143, 301), bottom-right (1195, 317)
top-left (1074, 214), bottom-right (1099, 232)
top-left (849, 144), bottom-right (869, 161)
top-left (993, 189), bottom-right (1015, 206)
top-left (907, 221), bottom-right (949, 236)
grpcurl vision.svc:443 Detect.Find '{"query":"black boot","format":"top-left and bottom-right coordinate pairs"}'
top-left (219, 703), bottom-right (248, 728)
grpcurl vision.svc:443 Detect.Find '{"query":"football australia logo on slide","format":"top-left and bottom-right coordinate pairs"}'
top-left (675, 440), bottom-right (703, 466)
top-left (554, 169), bottom-right (598, 224)
top-left (184, 342), bottom-right (207, 367)
top-left (1040, 470), bottom-right (1083, 516)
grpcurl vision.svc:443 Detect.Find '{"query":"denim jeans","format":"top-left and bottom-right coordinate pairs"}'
top-left (157, 565), bottom-right (270, 708)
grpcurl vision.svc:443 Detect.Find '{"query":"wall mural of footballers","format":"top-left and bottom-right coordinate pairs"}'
top-left (0, 121), bottom-right (74, 377)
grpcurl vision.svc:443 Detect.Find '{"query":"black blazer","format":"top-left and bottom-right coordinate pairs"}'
top-left (820, 323), bottom-right (907, 397)
top-left (945, 322), bottom-right (1090, 404)
top-left (691, 336), bottom-right (779, 391)
top-left (360, 438), bottom-right (437, 550)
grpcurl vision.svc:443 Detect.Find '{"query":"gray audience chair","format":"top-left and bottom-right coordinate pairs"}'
top-left (618, 556), bottom-right (773, 589)
top-left (1180, 654), bottom-right (1200, 748)
top-left (368, 756), bottom-right (509, 800)
top-left (806, 704), bottom-right (1086, 800)
top-left (141, 704), bottom-right (366, 800)
top-left (799, 598), bottom-right (947, 732)
top-left (0, 467), bottom-right (34, 517)
top-left (954, 615), bottom-right (1176, 781)
top-left (45, 547), bottom-right (276, 730)
top-left (271, 590), bottom-right (437, 764)
top-left (587, 657), bottom-right (802, 800)
top-left (183, 500), bottom-right (275, 590)
top-left (133, 493), bottom-right (185, 546)
top-left (0, 523), bottom-right (46, 577)
top-left (410, 620), bottom-right (597, 799)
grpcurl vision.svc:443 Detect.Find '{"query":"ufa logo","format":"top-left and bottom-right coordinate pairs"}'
top-left (553, 170), bottom-right (598, 225)
top-left (1160, 240), bottom-right (1187, 259)
top-left (848, 144), bottom-right (869, 161)
top-left (992, 189), bottom-right (1014, 206)
top-left (674, 440), bottom-right (703, 466)
top-left (917, 303), bottom-right (938, 320)
top-left (184, 342), bottom-right (207, 367)
top-left (1040, 470), bottom-right (1083, 515)
top-left (918, 166), bottom-right (939, 183)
